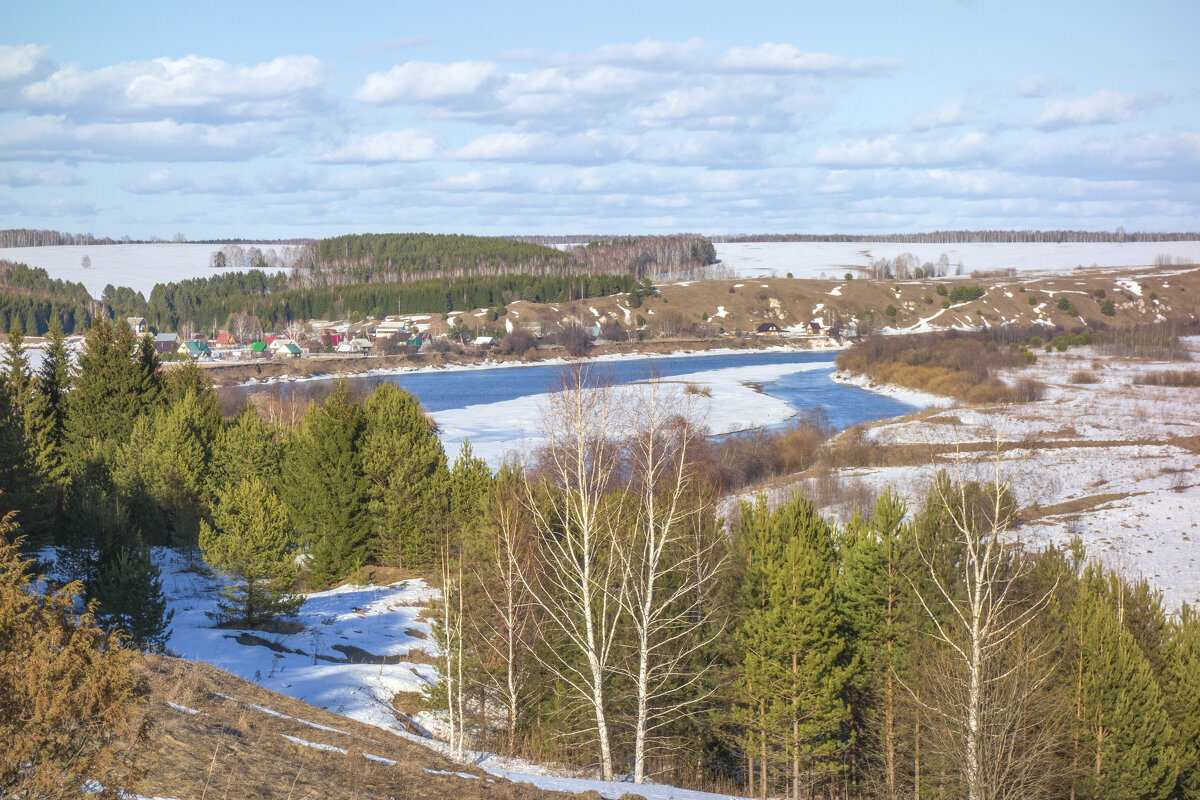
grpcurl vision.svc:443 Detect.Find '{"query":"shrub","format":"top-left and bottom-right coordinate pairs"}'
top-left (1134, 370), bottom-right (1200, 387)
top-left (1018, 286), bottom-right (1026, 292)
top-left (1070, 370), bottom-right (1097, 384)
top-left (935, 283), bottom-right (948, 296)
top-left (924, 295), bottom-right (934, 304)
top-left (1013, 378), bottom-right (1046, 402)
top-left (948, 285), bottom-right (985, 303)
top-left (1100, 299), bottom-right (1116, 316)
top-left (885, 304), bottom-right (898, 318)
top-left (1094, 288), bottom-right (1106, 299)
top-left (1149, 291), bottom-right (1158, 302)
top-left (497, 328), bottom-right (537, 355)
top-left (1056, 296), bottom-right (1070, 311)
top-left (1029, 336), bottom-right (1043, 347)
top-left (599, 320), bottom-right (627, 342)
top-left (558, 323), bottom-right (594, 356)
top-left (845, 272), bottom-right (854, 280)
top-left (1028, 295), bottom-right (1038, 305)
top-left (941, 300), bottom-right (951, 309)
top-left (635, 314), bottom-right (646, 327)
top-left (683, 382), bottom-right (712, 397)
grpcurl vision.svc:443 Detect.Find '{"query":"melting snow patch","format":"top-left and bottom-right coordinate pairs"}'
top-left (281, 734), bottom-right (348, 755)
top-left (248, 703), bottom-right (351, 735)
top-left (715, 306), bottom-right (728, 318)
top-left (1116, 279), bottom-right (1143, 296)
top-left (589, 306), bottom-right (601, 317)
top-left (828, 284), bottom-right (844, 296)
top-left (166, 701), bottom-right (203, 715)
top-left (425, 769), bottom-right (480, 780)
top-left (364, 753), bottom-right (398, 766)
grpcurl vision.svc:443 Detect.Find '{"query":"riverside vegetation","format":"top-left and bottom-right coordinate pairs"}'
top-left (1, 315), bottom-right (1199, 800)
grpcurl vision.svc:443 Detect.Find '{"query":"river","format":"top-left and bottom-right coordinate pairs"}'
top-left (221, 350), bottom-right (918, 463)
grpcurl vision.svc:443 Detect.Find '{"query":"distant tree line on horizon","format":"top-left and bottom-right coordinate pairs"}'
top-left (710, 230), bottom-right (1200, 243)
top-left (0, 229), bottom-right (315, 248)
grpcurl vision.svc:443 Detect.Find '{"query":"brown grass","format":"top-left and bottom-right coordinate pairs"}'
top-left (1069, 370), bottom-right (1097, 384)
top-left (1133, 370), bottom-right (1200, 387)
top-left (131, 655), bottom-right (582, 800)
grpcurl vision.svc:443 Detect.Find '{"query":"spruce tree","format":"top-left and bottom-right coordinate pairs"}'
top-left (91, 544), bottom-right (173, 651)
top-left (1076, 582), bottom-right (1178, 800)
top-left (200, 477), bottom-right (303, 627)
top-left (24, 317), bottom-right (71, 501)
top-left (281, 381), bottom-right (370, 589)
top-left (211, 405), bottom-right (281, 489)
top-left (1163, 604), bottom-right (1200, 799)
top-left (360, 383), bottom-right (448, 569)
top-left (3, 320), bottom-right (31, 416)
top-left (64, 319), bottom-right (148, 470)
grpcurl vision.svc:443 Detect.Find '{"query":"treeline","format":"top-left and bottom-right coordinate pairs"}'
top-left (138, 272), bottom-right (637, 334)
top-left (312, 233), bottom-right (572, 283)
top-left (711, 230), bottom-right (1200, 243)
top-left (0, 260), bottom-right (96, 335)
top-left (564, 235), bottom-right (721, 280)
top-left (0, 229), bottom-right (122, 247)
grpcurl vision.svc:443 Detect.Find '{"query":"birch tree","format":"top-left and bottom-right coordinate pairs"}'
top-left (616, 381), bottom-right (725, 784)
top-left (519, 366), bottom-right (626, 781)
top-left (912, 440), bottom-right (1059, 800)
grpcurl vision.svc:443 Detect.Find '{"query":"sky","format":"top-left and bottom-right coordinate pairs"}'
top-left (2, 0), bottom-right (1198, 238)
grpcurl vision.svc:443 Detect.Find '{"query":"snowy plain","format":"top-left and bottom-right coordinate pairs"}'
top-left (713, 241), bottom-right (1200, 279)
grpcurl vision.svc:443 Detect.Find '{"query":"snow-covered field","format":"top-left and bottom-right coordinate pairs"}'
top-left (714, 241), bottom-right (1200, 280)
top-left (812, 341), bottom-right (1200, 612)
top-left (0, 243), bottom-right (284, 297)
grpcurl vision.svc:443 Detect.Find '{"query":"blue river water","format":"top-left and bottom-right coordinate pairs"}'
top-left (226, 350), bottom-right (917, 434)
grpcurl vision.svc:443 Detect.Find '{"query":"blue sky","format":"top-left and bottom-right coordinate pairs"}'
top-left (2, 0), bottom-right (1198, 238)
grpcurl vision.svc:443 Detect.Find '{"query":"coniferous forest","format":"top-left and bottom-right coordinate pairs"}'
top-left (1, 318), bottom-right (1198, 800)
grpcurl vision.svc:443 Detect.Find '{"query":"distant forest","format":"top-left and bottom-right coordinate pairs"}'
top-left (0, 229), bottom-right (314, 248)
top-left (709, 230), bottom-right (1200, 243)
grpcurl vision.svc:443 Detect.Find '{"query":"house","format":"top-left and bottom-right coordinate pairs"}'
top-left (215, 332), bottom-right (236, 347)
top-left (153, 332), bottom-right (178, 354)
top-left (756, 322), bottom-right (782, 336)
top-left (268, 337), bottom-right (298, 354)
top-left (249, 341), bottom-right (269, 355)
top-left (373, 319), bottom-right (410, 339)
top-left (277, 342), bottom-right (303, 358)
top-left (473, 336), bottom-right (495, 348)
top-left (336, 338), bottom-right (372, 354)
top-left (126, 317), bottom-right (147, 336)
top-left (808, 321), bottom-right (822, 335)
top-left (178, 340), bottom-right (211, 358)
top-left (320, 329), bottom-right (344, 349)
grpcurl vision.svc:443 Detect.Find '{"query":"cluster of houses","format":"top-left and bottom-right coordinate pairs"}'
top-left (754, 320), bottom-right (852, 340)
top-left (127, 315), bottom-right (431, 362)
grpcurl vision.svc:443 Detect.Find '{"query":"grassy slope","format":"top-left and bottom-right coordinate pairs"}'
top-left (131, 654), bottom-right (583, 800)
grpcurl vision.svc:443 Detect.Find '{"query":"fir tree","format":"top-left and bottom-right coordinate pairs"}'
top-left (3, 320), bottom-right (31, 415)
top-left (24, 317), bottom-right (71, 493)
top-left (211, 405), bottom-right (281, 489)
top-left (64, 318), bottom-right (149, 470)
top-left (200, 477), bottom-right (303, 627)
top-left (1076, 581), bottom-right (1178, 800)
top-left (1164, 604), bottom-right (1200, 799)
top-left (281, 381), bottom-right (370, 589)
top-left (91, 544), bottom-right (173, 651)
top-left (360, 383), bottom-right (448, 569)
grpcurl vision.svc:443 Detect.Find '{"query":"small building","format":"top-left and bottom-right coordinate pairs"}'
top-left (336, 338), bottom-right (372, 354)
top-left (215, 332), bottom-right (237, 347)
top-left (249, 341), bottom-right (269, 355)
top-left (277, 342), bottom-right (303, 358)
top-left (153, 332), bottom-right (178, 354)
top-left (268, 337), bottom-right (298, 354)
top-left (473, 336), bottom-right (495, 348)
top-left (756, 322), bottom-right (782, 336)
top-left (808, 321), bottom-right (821, 335)
top-left (374, 319), bottom-right (410, 339)
top-left (127, 317), bottom-right (147, 336)
top-left (178, 340), bottom-right (211, 358)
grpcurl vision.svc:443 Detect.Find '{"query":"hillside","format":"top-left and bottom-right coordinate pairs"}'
top-left (132, 654), bottom-right (583, 800)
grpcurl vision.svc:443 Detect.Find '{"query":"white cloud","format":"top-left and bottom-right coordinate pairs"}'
top-left (352, 61), bottom-right (502, 104)
top-left (1010, 132), bottom-right (1200, 180)
top-left (0, 115), bottom-right (276, 161)
top-left (122, 168), bottom-right (244, 194)
top-left (314, 129), bottom-right (440, 163)
top-left (355, 35), bottom-right (430, 55)
top-left (0, 166), bottom-right (82, 187)
top-left (712, 43), bottom-right (901, 75)
top-left (453, 130), bottom-right (624, 164)
top-left (811, 132), bottom-right (993, 167)
top-left (1033, 90), bottom-right (1170, 130)
top-left (1007, 73), bottom-right (1069, 99)
top-left (17, 54), bottom-right (328, 120)
top-left (0, 44), bottom-right (53, 84)
top-left (910, 95), bottom-right (982, 130)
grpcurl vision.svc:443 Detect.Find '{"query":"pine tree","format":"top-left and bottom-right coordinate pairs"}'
top-left (64, 318), bottom-right (150, 470)
top-left (731, 495), bottom-right (784, 800)
top-left (1076, 581), bottom-right (1178, 800)
top-left (766, 494), bottom-right (853, 799)
top-left (200, 477), bottom-right (303, 627)
top-left (211, 405), bottom-right (281, 489)
top-left (1164, 604), bottom-right (1200, 799)
top-left (24, 317), bottom-right (71, 501)
top-left (281, 381), bottom-right (370, 589)
top-left (3, 320), bottom-right (31, 415)
top-left (91, 545), bottom-right (173, 651)
top-left (0, 510), bottom-right (147, 798)
top-left (360, 383), bottom-right (448, 569)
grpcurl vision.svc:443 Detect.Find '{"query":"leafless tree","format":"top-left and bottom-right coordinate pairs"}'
top-left (518, 366), bottom-right (627, 780)
top-left (80, 254), bottom-right (91, 269)
top-left (911, 435), bottom-right (1059, 800)
top-left (616, 381), bottom-right (725, 784)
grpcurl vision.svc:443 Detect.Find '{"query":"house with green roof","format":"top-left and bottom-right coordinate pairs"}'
top-left (178, 340), bottom-right (212, 358)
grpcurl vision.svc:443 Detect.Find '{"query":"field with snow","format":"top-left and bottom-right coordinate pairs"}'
top-left (780, 341), bottom-right (1200, 612)
top-left (714, 241), bottom-right (1200, 280)
top-left (0, 243), bottom-right (284, 297)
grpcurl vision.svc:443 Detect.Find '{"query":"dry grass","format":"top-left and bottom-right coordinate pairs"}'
top-left (1069, 370), bottom-right (1097, 384)
top-left (130, 655), bottom-right (585, 800)
top-left (1134, 370), bottom-right (1200, 387)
